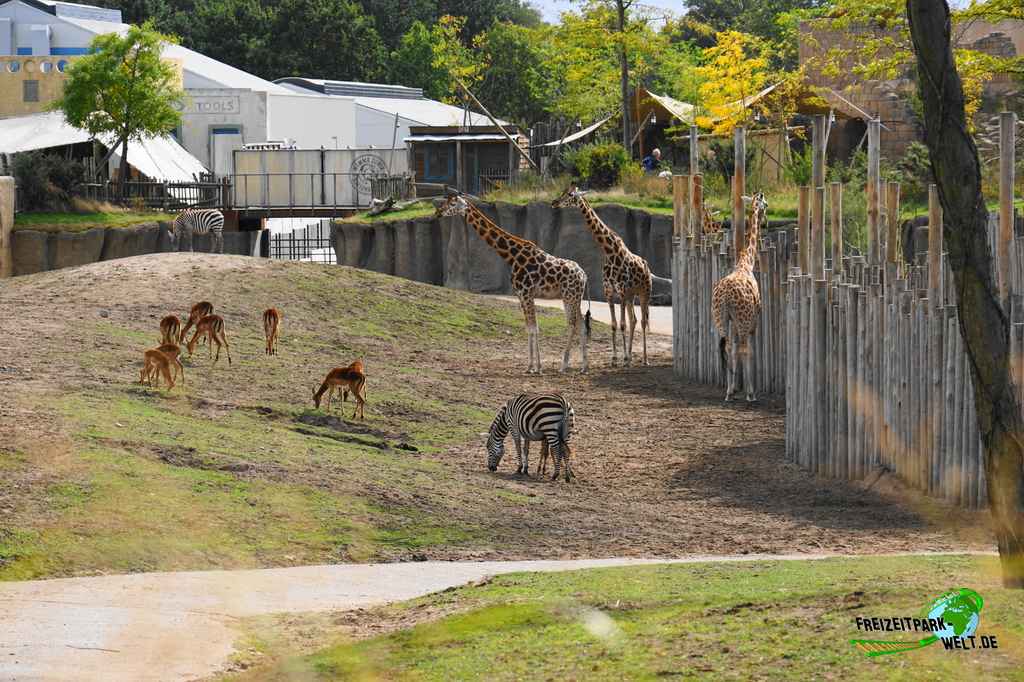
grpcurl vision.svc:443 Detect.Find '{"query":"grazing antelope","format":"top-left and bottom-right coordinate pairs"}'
top-left (159, 315), bottom-right (181, 345)
top-left (144, 343), bottom-right (185, 385)
top-left (263, 307), bottom-right (282, 355)
top-left (179, 301), bottom-right (213, 343)
top-left (312, 361), bottom-right (366, 419)
top-left (186, 314), bottom-right (232, 365)
top-left (140, 349), bottom-right (176, 391)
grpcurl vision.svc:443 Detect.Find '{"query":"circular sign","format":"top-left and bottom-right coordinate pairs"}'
top-left (349, 154), bottom-right (387, 194)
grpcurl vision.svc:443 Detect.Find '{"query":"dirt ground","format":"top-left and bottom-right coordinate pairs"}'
top-left (0, 254), bottom-right (993, 573)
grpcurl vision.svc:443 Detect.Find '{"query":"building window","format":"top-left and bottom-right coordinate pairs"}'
top-left (416, 144), bottom-right (454, 182)
top-left (23, 80), bottom-right (39, 103)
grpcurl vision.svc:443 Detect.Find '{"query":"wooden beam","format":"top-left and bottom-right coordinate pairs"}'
top-left (999, 111), bottom-right (1016, 304)
top-left (867, 118), bottom-right (881, 265)
top-left (455, 78), bottom-right (539, 172)
top-left (732, 126), bottom-right (746, 258)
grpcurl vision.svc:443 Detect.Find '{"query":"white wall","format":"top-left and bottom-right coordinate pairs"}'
top-left (0, 2), bottom-right (97, 54)
top-left (177, 88), bottom-right (268, 171)
top-left (267, 93), bottom-right (356, 149)
top-left (353, 103), bottom-right (416, 150)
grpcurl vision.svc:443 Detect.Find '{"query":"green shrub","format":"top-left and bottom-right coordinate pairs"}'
top-left (12, 152), bottom-right (86, 212)
top-left (565, 142), bottom-right (630, 188)
top-left (783, 145), bottom-right (813, 186)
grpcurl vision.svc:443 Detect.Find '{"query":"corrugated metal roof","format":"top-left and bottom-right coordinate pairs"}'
top-left (275, 78), bottom-right (424, 99)
top-left (357, 98), bottom-right (499, 127)
top-left (405, 134), bottom-right (507, 142)
top-left (0, 111), bottom-right (207, 181)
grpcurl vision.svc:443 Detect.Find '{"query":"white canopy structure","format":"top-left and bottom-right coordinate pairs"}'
top-left (0, 111), bottom-right (208, 181)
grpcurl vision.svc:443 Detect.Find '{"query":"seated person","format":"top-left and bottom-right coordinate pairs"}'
top-left (642, 147), bottom-right (662, 173)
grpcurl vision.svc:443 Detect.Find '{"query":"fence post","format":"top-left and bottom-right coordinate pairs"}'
top-left (691, 175), bottom-right (703, 237)
top-left (798, 186), bottom-right (810, 274)
top-left (999, 111), bottom-right (1016, 306)
top-left (928, 184), bottom-right (943, 306)
top-left (673, 174), bottom-right (689, 238)
top-left (733, 126), bottom-right (746, 258)
top-left (830, 182), bottom-right (843, 276)
top-left (812, 186), bottom-right (825, 279)
top-left (0, 176), bottom-right (12, 279)
top-left (689, 125), bottom-right (699, 177)
top-left (867, 118), bottom-right (881, 265)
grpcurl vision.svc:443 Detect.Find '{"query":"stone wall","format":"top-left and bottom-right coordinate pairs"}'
top-left (332, 201), bottom-right (676, 302)
top-left (10, 222), bottom-right (262, 276)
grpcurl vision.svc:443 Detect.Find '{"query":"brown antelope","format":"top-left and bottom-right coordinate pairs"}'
top-left (140, 349), bottom-right (176, 390)
top-left (313, 361), bottom-right (366, 419)
top-left (144, 343), bottom-right (185, 384)
top-left (179, 301), bottom-right (214, 343)
top-left (159, 315), bottom-right (181, 345)
top-left (263, 307), bottom-right (282, 355)
top-left (186, 314), bottom-right (232, 365)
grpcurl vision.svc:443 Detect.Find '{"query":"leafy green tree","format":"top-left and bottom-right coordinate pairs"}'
top-left (389, 20), bottom-right (449, 100)
top-left (474, 21), bottom-right (553, 127)
top-left (163, 0), bottom-right (268, 78)
top-left (55, 22), bottom-right (183, 195)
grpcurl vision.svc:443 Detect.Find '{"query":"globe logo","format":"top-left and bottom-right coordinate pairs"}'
top-left (927, 588), bottom-right (983, 640)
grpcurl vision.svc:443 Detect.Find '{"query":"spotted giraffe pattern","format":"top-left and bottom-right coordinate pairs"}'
top-left (711, 192), bottom-right (768, 401)
top-left (552, 187), bottom-right (653, 366)
top-left (437, 194), bottom-right (589, 374)
top-left (702, 206), bottom-right (724, 234)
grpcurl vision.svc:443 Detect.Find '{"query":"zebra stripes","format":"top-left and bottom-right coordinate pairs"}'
top-left (486, 393), bottom-right (576, 481)
top-left (172, 208), bottom-right (225, 254)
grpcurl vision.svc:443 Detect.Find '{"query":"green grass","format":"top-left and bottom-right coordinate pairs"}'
top-left (0, 260), bottom-right (589, 580)
top-left (14, 211), bottom-right (168, 232)
top-left (240, 554), bottom-right (1024, 681)
top-left (339, 203), bottom-right (437, 223)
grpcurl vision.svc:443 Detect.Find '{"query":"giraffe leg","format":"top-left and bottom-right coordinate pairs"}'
top-left (579, 301), bottom-right (589, 374)
top-left (560, 299), bottom-right (579, 373)
top-left (743, 335), bottom-right (756, 402)
top-left (623, 298), bottom-right (637, 367)
top-left (640, 295), bottom-right (650, 366)
top-left (520, 297), bottom-right (538, 374)
top-left (605, 285), bottom-right (618, 366)
top-left (726, 333), bottom-right (740, 401)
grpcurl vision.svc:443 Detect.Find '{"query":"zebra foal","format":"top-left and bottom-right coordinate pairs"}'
top-left (171, 208), bottom-right (225, 254)
top-left (486, 393), bottom-right (576, 482)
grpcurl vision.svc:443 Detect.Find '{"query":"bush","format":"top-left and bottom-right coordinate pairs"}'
top-left (783, 145), bottom-right (813, 186)
top-left (565, 142), bottom-right (630, 188)
top-left (12, 152), bottom-right (86, 211)
top-left (891, 142), bottom-right (932, 204)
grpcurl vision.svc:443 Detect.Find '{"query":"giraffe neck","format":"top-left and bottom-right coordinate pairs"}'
top-left (736, 211), bottom-right (761, 272)
top-left (464, 205), bottom-right (535, 264)
top-left (577, 198), bottom-right (627, 258)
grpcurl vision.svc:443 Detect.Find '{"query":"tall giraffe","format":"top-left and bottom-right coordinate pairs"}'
top-left (711, 191), bottom-right (768, 401)
top-left (552, 186), bottom-right (668, 366)
top-left (437, 194), bottom-right (589, 374)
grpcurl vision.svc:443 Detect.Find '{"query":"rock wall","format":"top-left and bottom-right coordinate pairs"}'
top-left (332, 201), bottom-right (676, 302)
top-left (11, 222), bottom-right (261, 277)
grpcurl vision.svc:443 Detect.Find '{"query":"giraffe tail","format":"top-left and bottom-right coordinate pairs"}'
top-left (584, 290), bottom-right (592, 337)
top-left (718, 337), bottom-right (728, 374)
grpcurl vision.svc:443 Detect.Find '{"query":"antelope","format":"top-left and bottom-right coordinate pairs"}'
top-left (144, 343), bottom-right (185, 385)
top-left (186, 314), bottom-right (232, 365)
top-left (263, 307), bottom-right (282, 355)
top-left (159, 315), bottom-right (181, 345)
top-left (140, 349), bottom-right (176, 391)
top-left (313, 361), bottom-right (366, 419)
top-left (179, 301), bottom-right (214, 343)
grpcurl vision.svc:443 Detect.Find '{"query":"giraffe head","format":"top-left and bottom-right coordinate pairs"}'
top-left (435, 193), bottom-right (471, 219)
top-left (745, 191), bottom-right (768, 226)
top-left (551, 185), bottom-right (587, 209)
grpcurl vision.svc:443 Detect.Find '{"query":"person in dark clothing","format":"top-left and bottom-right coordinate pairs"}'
top-left (642, 147), bottom-right (661, 172)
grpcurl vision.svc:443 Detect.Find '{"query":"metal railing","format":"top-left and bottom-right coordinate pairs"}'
top-left (370, 174), bottom-right (415, 203)
top-left (77, 179), bottom-right (226, 210)
top-left (268, 220), bottom-right (336, 264)
top-left (231, 172), bottom-right (397, 210)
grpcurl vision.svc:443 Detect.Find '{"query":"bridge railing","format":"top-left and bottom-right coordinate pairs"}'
top-left (77, 179), bottom-right (226, 210)
top-left (230, 172), bottom-right (395, 210)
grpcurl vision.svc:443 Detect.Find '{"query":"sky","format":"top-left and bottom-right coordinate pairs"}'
top-left (534, 0), bottom-right (684, 23)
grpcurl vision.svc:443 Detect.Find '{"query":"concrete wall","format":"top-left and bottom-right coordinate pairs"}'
top-left (332, 201), bottom-right (675, 302)
top-left (177, 88), bottom-right (269, 172)
top-left (267, 93), bottom-right (356, 149)
top-left (9, 221), bottom-right (262, 276)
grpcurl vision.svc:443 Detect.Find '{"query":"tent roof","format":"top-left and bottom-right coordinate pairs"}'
top-left (535, 115), bottom-right (613, 148)
top-left (0, 111), bottom-right (208, 181)
top-left (633, 88), bottom-right (696, 126)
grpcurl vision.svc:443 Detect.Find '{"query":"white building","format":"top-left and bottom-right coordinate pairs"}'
top-left (0, 0), bottom-right (505, 181)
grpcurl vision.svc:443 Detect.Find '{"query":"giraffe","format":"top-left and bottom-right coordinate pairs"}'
top-left (552, 186), bottom-right (659, 367)
top-left (436, 194), bottom-right (589, 374)
top-left (711, 191), bottom-right (768, 401)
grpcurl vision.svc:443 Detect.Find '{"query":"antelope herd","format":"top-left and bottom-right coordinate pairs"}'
top-left (137, 302), bottom-right (366, 420)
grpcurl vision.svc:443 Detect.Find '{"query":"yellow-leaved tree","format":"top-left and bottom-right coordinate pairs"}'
top-left (695, 31), bottom-right (770, 136)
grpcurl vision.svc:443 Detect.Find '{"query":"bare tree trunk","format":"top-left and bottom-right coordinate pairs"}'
top-left (117, 136), bottom-right (129, 202)
top-left (616, 0), bottom-right (631, 157)
top-left (907, 0), bottom-right (1024, 587)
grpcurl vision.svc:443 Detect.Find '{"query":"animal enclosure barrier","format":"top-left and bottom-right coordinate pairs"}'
top-left (671, 114), bottom-right (1019, 508)
top-left (268, 219), bottom-right (336, 264)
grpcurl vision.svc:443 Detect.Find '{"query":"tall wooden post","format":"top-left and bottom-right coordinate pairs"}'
top-left (798, 185), bottom-right (810, 274)
top-left (0, 176), bottom-right (13, 278)
top-left (867, 118), bottom-right (881, 265)
top-left (886, 181), bottom-right (901, 264)
top-left (999, 111), bottom-right (1016, 304)
top-left (692, 175), bottom-right (704, 237)
top-left (689, 125), bottom-right (699, 177)
top-left (733, 126), bottom-right (746, 257)
top-left (928, 184), bottom-right (943, 305)
top-left (812, 115), bottom-right (827, 189)
top-left (673, 174), bottom-right (689, 237)
top-left (812, 186), bottom-right (825, 278)
top-left (830, 182), bottom-right (843, 275)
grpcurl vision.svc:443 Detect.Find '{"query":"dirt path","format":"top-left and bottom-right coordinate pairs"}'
top-left (0, 552), bottom-right (994, 682)
top-left (494, 296), bottom-right (675, 337)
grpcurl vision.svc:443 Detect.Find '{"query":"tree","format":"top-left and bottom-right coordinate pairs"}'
top-left (907, 0), bottom-right (1024, 587)
top-left (695, 30), bottom-right (770, 135)
top-left (55, 22), bottom-right (183, 196)
top-left (389, 21), bottom-right (450, 100)
top-left (474, 21), bottom-right (553, 127)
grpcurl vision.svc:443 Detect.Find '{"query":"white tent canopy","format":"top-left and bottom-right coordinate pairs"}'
top-left (535, 115), bottom-right (613, 148)
top-left (0, 111), bottom-right (208, 182)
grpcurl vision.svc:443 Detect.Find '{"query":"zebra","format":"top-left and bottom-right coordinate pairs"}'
top-left (486, 393), bottom-right (576, 482)
top-left (170, 208), bottom-right (225, 254)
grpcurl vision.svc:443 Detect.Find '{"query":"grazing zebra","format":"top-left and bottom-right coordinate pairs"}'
top-left (171, 208), bottom-right (225, 254)
top-left (486, 393), bottom-right (576, 482)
